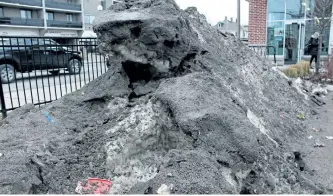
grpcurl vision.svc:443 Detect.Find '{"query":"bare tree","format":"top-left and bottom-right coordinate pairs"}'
top-left (313, 0), bottom-right (332, 74)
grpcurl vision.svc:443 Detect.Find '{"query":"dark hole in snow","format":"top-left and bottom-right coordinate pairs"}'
top-left (111, 38), bottom-right (126, 45)
top-left (164, 40), bottom-right (175, 48)
top-left (200, 50), bottom-right (209, 55)
top-left (128, 92), bottom-right (138, 100)
top-left (122, 61), bottom-right (155, 83)
top-left (249, 170), bottom-right (256, 176)
top-left (130, 26), bottom-right (141, 38)
top-left (219, 31), bottom-right (227, 37)
top-left (294, 151), bottom-right (301, 160)
top-left (83, 97), bottom-right (107, 103)
top-left (173, 52), bottom-right (197, 74)
top-left (216, 159), bottom-right (230, 167)
top-left (240, 187), bottom-right (251, 194)
top-left (144, 186), bottom-right (153, 194)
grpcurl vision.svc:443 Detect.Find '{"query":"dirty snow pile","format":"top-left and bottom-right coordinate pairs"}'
top-left (290, 77), bottom-right (333, 97)
top-left (0, 0), bottom-right (326, 194)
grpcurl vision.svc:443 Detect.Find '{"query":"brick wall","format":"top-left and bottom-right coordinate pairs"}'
top-left (248, 0), bottom-right (267, 45)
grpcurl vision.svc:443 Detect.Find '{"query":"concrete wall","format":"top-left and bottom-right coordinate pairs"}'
top-left (2, 7), bottom-right (19, 17)
top-left (2, 7), bottom-right (40, 18)
top-left (54, 12), bottom-right (66, 21)
top-left (50, 12), bottom-right (81, 21)
top-left (0, 27), bottom-right (40, 36)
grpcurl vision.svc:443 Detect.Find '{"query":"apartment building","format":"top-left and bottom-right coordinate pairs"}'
top-left (0, 0), bottom-right (122, 41)
top-left (0, 0), bottom-right (84, 40)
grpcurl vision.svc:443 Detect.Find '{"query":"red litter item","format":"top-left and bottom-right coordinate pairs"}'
top-left (75, 178), bottom-right (112, 194)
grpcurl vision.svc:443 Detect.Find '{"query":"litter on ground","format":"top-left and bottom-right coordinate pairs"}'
top-left (75, 178), bottom-right (112, 194)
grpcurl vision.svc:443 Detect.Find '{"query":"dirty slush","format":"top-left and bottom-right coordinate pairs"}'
top-left (0, 0), bottom-right (328, 194)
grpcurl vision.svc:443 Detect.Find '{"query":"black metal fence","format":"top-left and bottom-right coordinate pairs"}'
top-left (0, 36), bottom-right (108, 118)
top-left (248, 45), bottom-right (276, 64)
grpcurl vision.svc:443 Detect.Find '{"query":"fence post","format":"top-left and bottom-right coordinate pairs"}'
top-left (0, 79), bottom-right (7, 119)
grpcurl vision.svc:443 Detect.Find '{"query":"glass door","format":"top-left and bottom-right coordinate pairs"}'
top-left (284, 22), bottom-right (299, 65)
top-left (284, 21), bottom-right (305, 65)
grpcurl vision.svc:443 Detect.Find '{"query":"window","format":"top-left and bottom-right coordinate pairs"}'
top-left (267, 0), bottom-right (285, 21)
top-left (0, 7), bottom-right (3, 17)
top-left (267, 21), bottom-right (285, 55)
top-left (67, 14), bottom-right (73, 22)
top-left (84, 15), bottom-right (95, 24)
top-left (286, 0), bottom-right (305, 20)
top-left (20, 9), bottom-right (32, 19)
top-left (46, 12), bottom-right (54, 20)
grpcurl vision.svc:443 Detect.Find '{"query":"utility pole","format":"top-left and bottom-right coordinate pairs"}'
top-left (237, 0), bottom-right (241, 40)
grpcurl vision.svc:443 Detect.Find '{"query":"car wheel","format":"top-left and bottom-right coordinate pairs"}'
top-left (68, 59), bottom-right (82, 74)
top-left (0, 64), bottom-right (15, 84)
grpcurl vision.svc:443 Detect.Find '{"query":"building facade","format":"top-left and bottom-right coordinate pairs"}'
top-left (0, 0), bottom-right (122, 40)
top-left (248, 0), bottom-right (333, 65)
top-left (0, 0), bottom-right (84, 40)
top-left (216, 17), bottom-right (248, 43)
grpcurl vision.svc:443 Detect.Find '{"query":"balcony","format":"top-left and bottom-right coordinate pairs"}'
top-left (0, 0), bottom-right (42, 7)
top-left (47, 20), bottom-right (82, 28)
top-left (0, 17), bottom-right (44, 27)
top-left (45, 0), bottom-right (81, 11)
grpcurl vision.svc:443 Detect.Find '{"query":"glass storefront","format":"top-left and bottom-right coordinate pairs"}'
top-left (266, 0), bottom-right (332, 64)
top-left (267, 22), bottom-right (284, 55)
top-left (267, 0), bottom-right (285, 21)
top-left (286, 0), bottom-right (305, 20)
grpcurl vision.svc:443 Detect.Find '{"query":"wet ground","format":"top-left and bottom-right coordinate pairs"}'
top-left (292, 92), bottom-right (333, 192)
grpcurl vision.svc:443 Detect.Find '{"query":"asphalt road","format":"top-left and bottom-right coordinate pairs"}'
top-left (1, 59), bottom-right (108, 110)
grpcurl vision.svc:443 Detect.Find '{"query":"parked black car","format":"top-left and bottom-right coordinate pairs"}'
top-left (0, 38), bottom-right (82, 84)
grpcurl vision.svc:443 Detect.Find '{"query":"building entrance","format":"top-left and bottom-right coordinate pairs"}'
top-left (284, 21), bottom-right (305, 65)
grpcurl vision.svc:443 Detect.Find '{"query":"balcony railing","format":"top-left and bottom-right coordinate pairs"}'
top-left (0, 0), bottom-right (42, 7)
top-left (0, 17), bottom-right (44, 27)
top-left (47, 20), bottom-right (82, 28)
top-left (45, 0), bottom-right (81, 11)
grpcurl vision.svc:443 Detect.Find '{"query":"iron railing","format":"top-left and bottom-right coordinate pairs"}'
top-left (0, 37), bottom-right (107, 118)
top-left (248, 45), bottom-right (276, 64)
top-left (47, 20), bottom-right (83, 28)
top-left (0, 17), bottom-right (44, 27)
top-left (0, 0), bottom-right (43, 7)
top-left (45, 0), bottom-right (81, 11)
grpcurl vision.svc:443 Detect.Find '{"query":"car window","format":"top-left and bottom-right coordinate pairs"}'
top-left (32, 39), bottom-right (63, 51)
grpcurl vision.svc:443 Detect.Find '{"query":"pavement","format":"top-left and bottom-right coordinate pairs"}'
top-left (0, 59), bottom-right (108, 112)
top-left (291, 93), bottom-right (333, 192)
